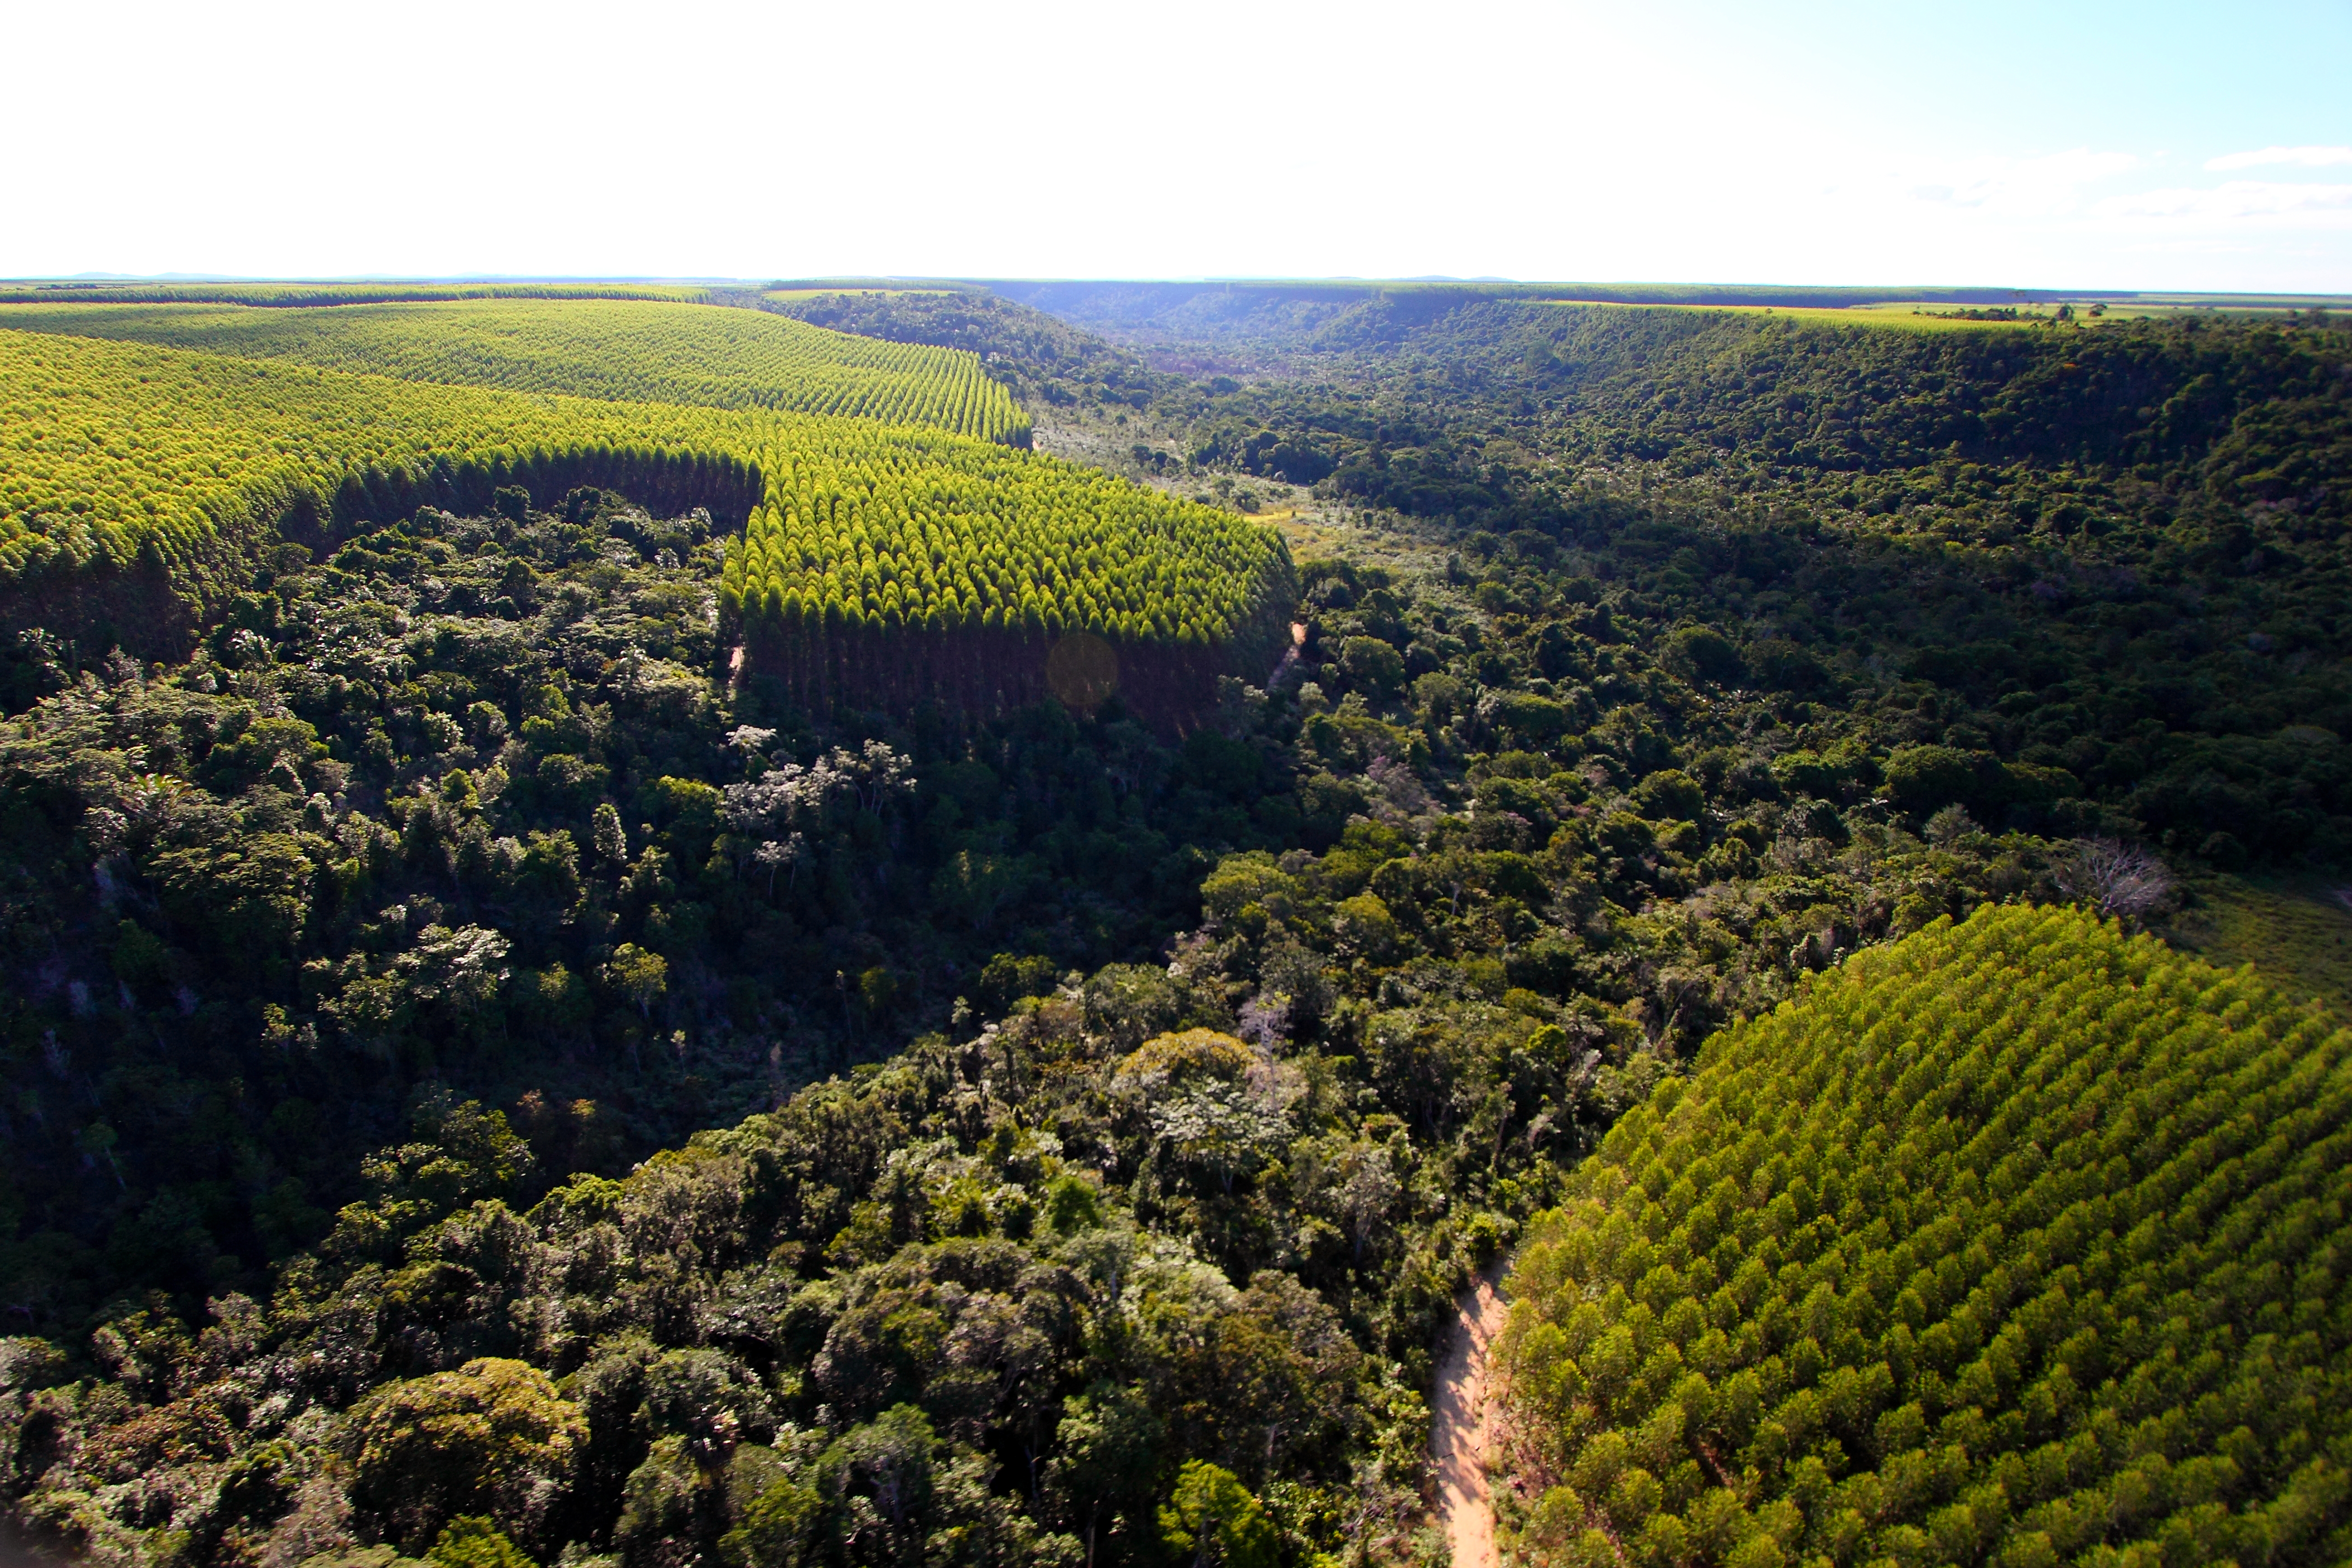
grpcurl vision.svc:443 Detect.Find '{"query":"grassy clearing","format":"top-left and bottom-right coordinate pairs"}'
top-left (2160, 874), bottom-right (2352, 1016)
top-left (1523, 294), bottom-right (2345, 332)
top-left (1541, 299), bottom-right (2036, 333)
top-left (2064, 298), bottom-right (2344, 321)
top-left (1273, 515), bottom-right (1348, 557)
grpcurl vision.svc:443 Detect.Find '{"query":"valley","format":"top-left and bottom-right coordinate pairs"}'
top-left (0, 279), bottom-right (2346, 1568)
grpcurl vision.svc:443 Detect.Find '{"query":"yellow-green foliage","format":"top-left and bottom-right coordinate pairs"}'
top-left (0, 297), bottom-right (1027, 443)
top-left (0, 331), bottom-right (1285, 653)
top-left (0, 281), bottom-right (708, 306)
top-left (725, 445), bottom-right (1293, 647)
top-left (1499, 903), bottom-right (2352, 1568)
top-left (1120, 1029), bottom-right (1255, 1083)
top-left (0, 329), bottom-right (761, 588)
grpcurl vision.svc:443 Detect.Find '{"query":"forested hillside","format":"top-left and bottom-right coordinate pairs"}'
top-left (1054, 298), bottom-right (2352, 867)
top-left (1497, 904), bottom-right (2352, 1566)
top-left (0, 318), bottom-right (1251, 677)
top-left (975, 282), bottom-right (2065, 364)
top-left (0, 301), bottom-right (1028, 445)
top-left (760, 291), bottom-right (1173, 427)
top-left (0, 328), bottom-right (762, 634)
top-left (1, 287), bottom-right (2348, 1568)
top-left (0, 284), bottom-right (710, 308)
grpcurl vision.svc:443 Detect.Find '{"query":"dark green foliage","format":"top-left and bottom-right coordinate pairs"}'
top-left (1341, 637), bottom-right (1406, 695)
top-left (0, 983), bottom-right (1487, 1567)
top-left (430, 1517), bottom-right (536, 1568)
top-left (1179, 305), bottom-right (2352, 864)
top-left (977, 953), bottom-right (1059, 1011)
top-left (0, 498), bottom-right (1329, 1331)
top-left (1664, 627), bottom-right (1741, 687)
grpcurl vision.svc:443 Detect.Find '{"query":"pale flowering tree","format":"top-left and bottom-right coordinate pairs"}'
top-left (753, 832), bottom-right (809, 895)
top-left (1151, 1081), bottom-right (1290, 1197)
top-left (724, 725), bottom-right (777, 774)
top-left (721, 741), bottom-right (914, 837)
top-left (1235, 993), bottom-right (1291, 1049)
top-left (2054, 838), bottom-right (2176, 923)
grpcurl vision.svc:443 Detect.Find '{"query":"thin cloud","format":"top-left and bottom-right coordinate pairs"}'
top-left (1887, 148), bottom-right (2140, 218)
top-left (2098, 180), bottom-right (2352, 222)
top-left (2205, 145), bottom-right (2352, 171)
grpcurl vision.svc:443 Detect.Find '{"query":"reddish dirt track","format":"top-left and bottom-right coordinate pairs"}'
top-left (1432, 1267), bottom-right (1509, 1568)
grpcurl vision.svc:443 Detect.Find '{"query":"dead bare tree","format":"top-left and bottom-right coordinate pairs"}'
top-left (2054, 838), bottom-right (2177, 924)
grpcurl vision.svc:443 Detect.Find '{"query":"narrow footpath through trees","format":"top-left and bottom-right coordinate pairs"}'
top-left (1432, 1264), bottom-right (1510, 1568)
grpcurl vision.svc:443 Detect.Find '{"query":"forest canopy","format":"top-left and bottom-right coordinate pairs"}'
top-left (1, 285), bottom-right (2349, 1568)
top-left (1496, 904), bottom-right (2352, 1567)
top-left (0, 300), bottom-right (1028, 445)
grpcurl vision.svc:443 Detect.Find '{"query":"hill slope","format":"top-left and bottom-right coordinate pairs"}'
top-left (0, 298), bottom-right (1028, 443)
top-left (1498, 903), bottom-right (2352, 1567)
top-left (0, 329), bottom-right (1276, 687)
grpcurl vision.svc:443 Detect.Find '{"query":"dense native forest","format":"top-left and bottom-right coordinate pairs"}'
top-left (0, 283), bottom-right (2347, 1568)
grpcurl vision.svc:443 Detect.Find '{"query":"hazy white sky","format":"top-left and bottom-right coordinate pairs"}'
top-left (5, 0), bottom-right (2347, 291)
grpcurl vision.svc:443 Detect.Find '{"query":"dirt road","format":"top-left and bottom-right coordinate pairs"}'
top-left (1432, 1266), bottom-right (1510, 1568)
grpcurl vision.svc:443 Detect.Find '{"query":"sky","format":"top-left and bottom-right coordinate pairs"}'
top-left (4, 0), bottom-right (2348, 292)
